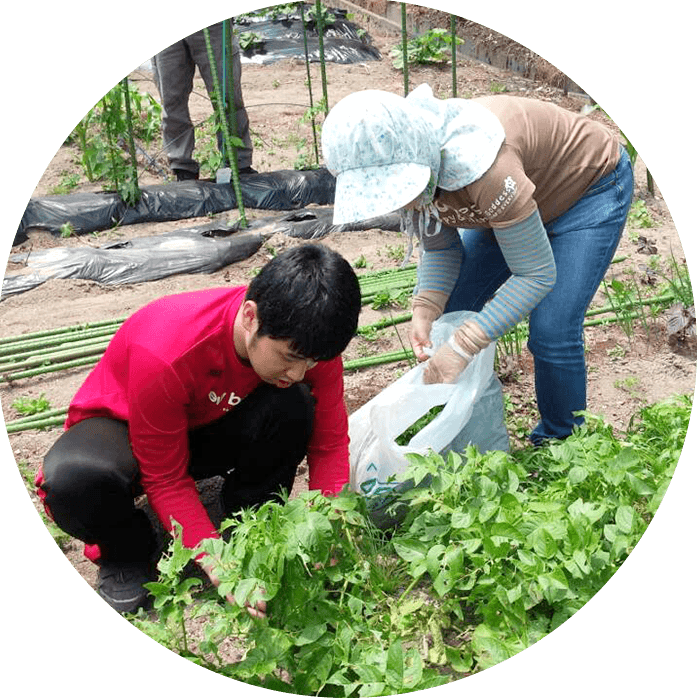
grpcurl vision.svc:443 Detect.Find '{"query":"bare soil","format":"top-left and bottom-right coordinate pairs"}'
top-left (1, 12), bottom-right (695, 597)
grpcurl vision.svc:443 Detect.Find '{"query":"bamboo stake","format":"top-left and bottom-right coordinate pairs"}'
top-left (0, 327), bottom-right (119, 360)
top-left (0, 317), bottom-right (125, 346)
top-left (6, 415), bottom-right (66, 433)
top-left (345, 348), bottom-right (414, 370)
top-left (120, 77), bottom-right (141, 207)
top-left (0, 341), bottom-right (111, 374)
top-left (6, 407), bottom-right (68, 429)
top-left (585, 292), bottom-right (675, 318)
top-left (223, 20), bottom-right (238, 150)
top-left (314, 0), bottom-right (330, 116)
top-left (300, 1), bottom-right (320, 165)
top-left (0, 354), bottom-right (105, 383)
top-left (357, 312), bottom-right (412, 334)
top-left (400, 3), bottom-right (409, 96)
top-left (450, 15), bottom-right (457, 97)
top-left (203, 24), bottom-right (248, 227)
top-left (4, 347), bottom-right (421, 433)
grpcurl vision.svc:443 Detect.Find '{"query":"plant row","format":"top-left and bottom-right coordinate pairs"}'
top-left (3, 253), bottom-right (692, 432)
top-left (129, 395), bottom-right (691, 695)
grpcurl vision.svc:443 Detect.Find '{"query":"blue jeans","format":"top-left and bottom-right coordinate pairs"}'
top-left (445, 148), bottom-right (634, 444)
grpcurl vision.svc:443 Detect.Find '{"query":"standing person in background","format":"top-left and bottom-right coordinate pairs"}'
top-left (153, 20), bottom-right (255, 181)
top-left (322, 84), bottom-right (634, 446)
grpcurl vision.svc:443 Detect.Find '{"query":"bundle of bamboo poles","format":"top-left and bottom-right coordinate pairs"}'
top-left (1, 267), bottom-right (420, 432)
top-left (2, 259), bottom-right (676, 434)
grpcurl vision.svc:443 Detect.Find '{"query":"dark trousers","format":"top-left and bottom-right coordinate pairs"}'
top-left (40, 383), bottom-right (315, 564)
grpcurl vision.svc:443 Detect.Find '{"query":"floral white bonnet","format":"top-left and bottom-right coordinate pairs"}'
top-left (321, 84), bottom-right (505, 259)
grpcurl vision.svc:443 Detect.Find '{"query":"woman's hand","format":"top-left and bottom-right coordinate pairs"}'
top-left (410, 291), bottom-right (449, 361)
top-left (423, 322), bottom-right (491, 384)
top-left (410, 305), bottom-right (437, 361)
top-left (423, 338), bottom-right (471, 384)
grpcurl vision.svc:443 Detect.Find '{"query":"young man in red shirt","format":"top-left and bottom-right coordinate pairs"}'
top-left (36, 244), bottom-right (361, 614)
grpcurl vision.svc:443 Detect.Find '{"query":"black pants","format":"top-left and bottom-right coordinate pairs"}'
top-left (40, 383), bottom-right (315, 563)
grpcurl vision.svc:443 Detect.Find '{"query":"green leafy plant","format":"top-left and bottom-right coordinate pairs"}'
top-left (353, 255), bottom-right (368, 269)
top-left (502, 392), bottom-right (539, 447)
top-left (294, 96), bottom-right (327, 170)
top-left (130, 394), bottom-right (691, 689)
top-left (371, 288), bottom-right (412, 310)
top-left (396, 404), bottom-right (445, 446)
top-left (59, 222), bottom-right (75, 238)
top-left (69, 81), bottom-right (160, 202)
top-left (12, 393), bottom-right (51, 416)
top-left (657, 253), bottom-right (694, 309)
top-left (614, 376), bottom-right (643, 402)
top-left (238, 31), bottom-right (264, 51)
top-left (49, 172), bottom-right (81, 195)
top-left (356, 324), bottom-right (383, 342)
top-left (193, 114), bottom-right (225, 178)
top-left (390, 28), bottom-right (464, 69)
top-left (606, 344), bottom-right (627, 360)
top-left (303, 2), bottom-right (335, 29)
top-left (627, 200), bottom-right (656, 230)
top-left (384, 243), bottom-right (406, 263)
top-left (602, 274), bottom-right (653, 343)
top-left (238, 4), bottom-right (299, 20)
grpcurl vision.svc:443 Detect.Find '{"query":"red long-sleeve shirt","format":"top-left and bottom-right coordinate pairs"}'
top-left (66, 286), bottom-right (350, 550)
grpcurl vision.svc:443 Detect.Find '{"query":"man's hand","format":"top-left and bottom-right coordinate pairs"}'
top-left (313, 557), bottom-right (339, 570)
top-left (200, 561), bottom-right (267, 619)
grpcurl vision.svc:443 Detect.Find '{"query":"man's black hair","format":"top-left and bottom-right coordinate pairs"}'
top-left (245, 244), bottom-right (361, 361)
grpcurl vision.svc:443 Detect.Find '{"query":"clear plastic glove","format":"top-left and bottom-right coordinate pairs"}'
top-left (410, 291), bottom-right (448, 361)
top-left (410, 304), bottom-right (438, 361)
top-left (423, 337), bottom-right (471, 384)
top-left (423, 321), bottom-right (491, 384)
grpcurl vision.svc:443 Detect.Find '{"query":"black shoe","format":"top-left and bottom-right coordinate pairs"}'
top-left (174, 168), bottom-right (199, 181)
top-left (97, 560), bottom-right (156, 614)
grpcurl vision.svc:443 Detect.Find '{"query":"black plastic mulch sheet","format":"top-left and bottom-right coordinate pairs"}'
top-left (3, 223), bottom-right (263, 299)
top-left (253, 208), bottom-right (401, 240)
top-left (14, 169), bottom-right (336, 246)
top-left (3, 208), bottom-right (401, 299)
top-left (235, 7), bottom-right (382, 65)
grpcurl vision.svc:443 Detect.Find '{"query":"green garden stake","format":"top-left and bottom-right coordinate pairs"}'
top-left (401, 3), bottom-right (409, 95)
top-left (300, 1), bottom-right (320, 165)
top-left (223, 19), bottom-right (240, 160)
top-left (450, 15), bottom-right (457, 97)
top-left (203, 24), bottom-right (248, 228)
top-left (120, 77), bottom-right (142, 207)
top-left (314, 0), bottom-right (330, 115)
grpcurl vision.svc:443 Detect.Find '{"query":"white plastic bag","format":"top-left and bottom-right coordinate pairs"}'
top-left (349, 311), bottom-right (509, 500)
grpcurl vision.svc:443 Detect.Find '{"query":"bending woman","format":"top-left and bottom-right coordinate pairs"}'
top-left (322, 85), bottom-right (633, 444)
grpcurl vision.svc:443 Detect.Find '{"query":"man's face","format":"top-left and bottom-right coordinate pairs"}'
top-left (246, 333), bottom-right (317, 388)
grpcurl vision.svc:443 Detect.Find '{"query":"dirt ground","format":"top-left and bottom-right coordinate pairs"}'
top-left (1, 11), bottom-right (695, 597)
